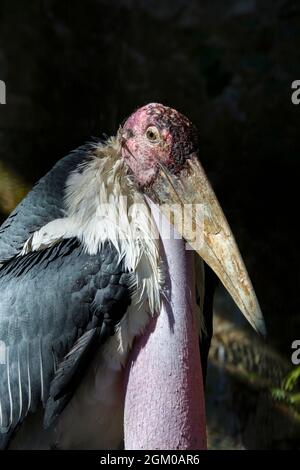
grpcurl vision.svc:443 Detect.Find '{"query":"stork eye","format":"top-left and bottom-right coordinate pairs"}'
top-left (146, 126), bottom-right (160, 142)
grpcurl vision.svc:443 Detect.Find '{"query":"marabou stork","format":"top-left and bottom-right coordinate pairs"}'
top-left (0, 103), bottom-right (265, 450)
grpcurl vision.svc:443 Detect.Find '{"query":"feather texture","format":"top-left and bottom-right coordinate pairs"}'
top-left (0, 136), bottom-right (163, 448)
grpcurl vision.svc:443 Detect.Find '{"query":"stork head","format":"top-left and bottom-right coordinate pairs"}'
top-left (121, 103), bottom-right (199, 187)
top-left (121, 103), bottom-right (265, 335)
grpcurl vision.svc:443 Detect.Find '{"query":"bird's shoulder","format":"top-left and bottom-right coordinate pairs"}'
top-left (0, 140), bottom-right (103, 263)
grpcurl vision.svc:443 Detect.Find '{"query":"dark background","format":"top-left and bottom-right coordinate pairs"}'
top-left (0, 0), bottom-right (300, 448)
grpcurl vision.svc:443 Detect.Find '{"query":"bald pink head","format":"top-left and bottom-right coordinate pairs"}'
top-left (121, 103), bottom-right (199, 186)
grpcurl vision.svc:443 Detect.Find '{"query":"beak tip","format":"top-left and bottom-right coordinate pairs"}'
top-left (257, 319), bottom-right (267, 337)
top-left (252, 309), bottom-right (267, 337)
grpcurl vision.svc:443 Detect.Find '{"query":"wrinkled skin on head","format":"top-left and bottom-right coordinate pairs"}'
top-left (121, 103), bottom-right (199, 186)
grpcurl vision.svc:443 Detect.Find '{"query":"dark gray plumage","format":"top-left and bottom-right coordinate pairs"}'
top-left (0, 144), bottom-right (132, 449)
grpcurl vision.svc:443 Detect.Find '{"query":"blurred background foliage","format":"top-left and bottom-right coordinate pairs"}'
top-left (0, 0), bottom-right (300, 448)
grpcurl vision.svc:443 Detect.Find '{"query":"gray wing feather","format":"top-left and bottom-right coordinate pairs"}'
top-left (0, 239), bottom-right (132, 447)
top-left (0, 141), bottom-right (132, 448)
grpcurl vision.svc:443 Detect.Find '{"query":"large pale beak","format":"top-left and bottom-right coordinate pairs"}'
top-left (144, 154), bottom-right (266, 336)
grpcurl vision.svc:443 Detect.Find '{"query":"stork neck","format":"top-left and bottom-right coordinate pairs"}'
top-left (124, 201), bottom-right (207, 450)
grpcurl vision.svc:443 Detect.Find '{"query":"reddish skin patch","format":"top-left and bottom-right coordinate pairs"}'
top-left (121, 103), bottom-right (199, 186)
